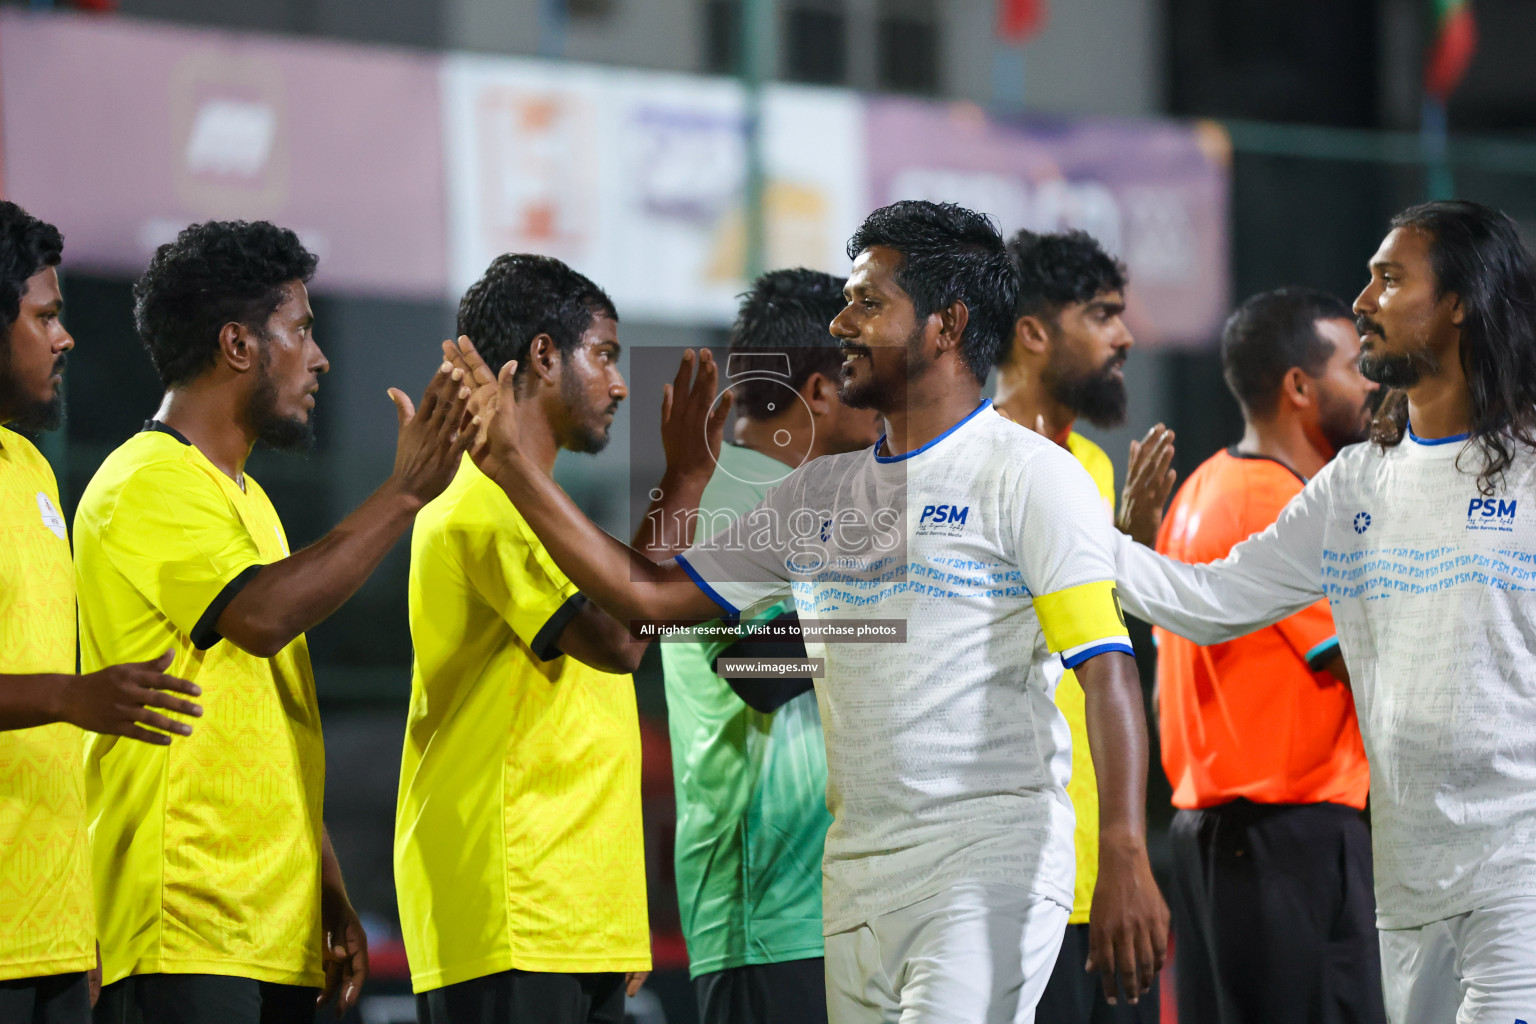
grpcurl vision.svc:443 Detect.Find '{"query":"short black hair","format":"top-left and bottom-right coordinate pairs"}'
top-left (134, 221), bottom-right (318, 389)
top-left (1220, 288), bottom-right (1353, 416)
top-left (728, 268), bottom-right (846, 419)
top-left (846, 201), bottom-right (1017, 381)
top-left (1008, 228), bottom-right (1127, 321)
top-left (0, 201), bottom-right (63, 336)
top-left (457, 254), bottom-right (618, 382)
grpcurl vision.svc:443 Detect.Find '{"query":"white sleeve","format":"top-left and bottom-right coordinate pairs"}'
top-left (1115, 463), bottom-right (1333, 645)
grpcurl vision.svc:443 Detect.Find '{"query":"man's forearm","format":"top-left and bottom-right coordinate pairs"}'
top-left (0, 674), bottom-right (68, 732)
top-left (632, 467), bottom-right (710, 560)
top-left (1077, 652), bottom-right (1150, 843)
top-left (217, 479), bottom-right (422, 657)
top-left (491, 452), bottom-right (715, 625)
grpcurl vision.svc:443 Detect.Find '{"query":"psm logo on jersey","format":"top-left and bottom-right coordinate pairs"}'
top-left (916, 503), bottom-right (970, 536)
top-left (1353, 512), bottom-right (1371, 534)
top-left (1467, 497), bottom-right (1517, 533)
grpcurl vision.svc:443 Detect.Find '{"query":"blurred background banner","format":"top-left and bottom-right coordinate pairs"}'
top-left (443, 57), bottom-right (865, 324)
top-left (866, 97), bottom-right (1232, 348)
top-left (0, 9), bottom-right (448, 298)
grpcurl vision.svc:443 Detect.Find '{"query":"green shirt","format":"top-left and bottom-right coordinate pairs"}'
top-left (662, 443), bottom-right (832, 977)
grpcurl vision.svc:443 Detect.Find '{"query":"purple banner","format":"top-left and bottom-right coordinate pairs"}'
top-left (0, 11), bottom-right (446, 298)
top-left (865, 98), bottom-right (1231, 347)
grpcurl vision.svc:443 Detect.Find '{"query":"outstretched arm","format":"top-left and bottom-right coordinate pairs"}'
top-left (1114, 472), bottom-right (1331, 645)
top-left (449, 338), bottom-right (726, 627)
top-left (215, 363), bottom-right (469, 657)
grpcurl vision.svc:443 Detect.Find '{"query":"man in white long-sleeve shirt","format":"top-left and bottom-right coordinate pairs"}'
top-left (1114, 200), bottom-right (1536, 1021)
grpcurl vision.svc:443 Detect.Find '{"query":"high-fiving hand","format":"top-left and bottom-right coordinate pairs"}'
top-left (1117, 424), bottom-right (1177, 547)
top-left (385, 358), bottom-right (474, 506)
top-left (659, 348), bottom-right (733, 487)
top-left (441, 335), bottom-right (519, 481)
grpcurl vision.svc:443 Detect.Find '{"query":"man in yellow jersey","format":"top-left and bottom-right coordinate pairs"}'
top-left (0, 202), bottom-right (204, 1024)
top-left (74, 221), bottom-right (468, 1024)
top-left (399, 254), bottom-right (733, 1024)
top-left (998, 229), bottom-right (1170, 1023)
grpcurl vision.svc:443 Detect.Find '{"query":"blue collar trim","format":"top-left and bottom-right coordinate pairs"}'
top-left (873, 400), bottom-right (992, 464)
top-left (1406, 423), bottom-right (1470, 447)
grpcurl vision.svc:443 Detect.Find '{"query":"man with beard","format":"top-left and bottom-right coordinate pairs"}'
top-left (998, 230), bottom-right (1165, 1024)
top-left (0, 202), bottom-right (205, 1024)
top-left (1128, 289), bottom-right (1383, 1023)
top-left (399, 254), bottom-right (725, 1024)
top-left (74, 220), bottom-right (468, 1024)
top-left (443, 201), bottom-right (1168, 1021)
top-left (1111, 201), bottom-right (1536, 1016)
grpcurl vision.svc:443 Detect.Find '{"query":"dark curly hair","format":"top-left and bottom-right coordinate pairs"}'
top-left (1221, 288), bottom-right (1353, 417)
top-left (133, 221), bottom-right (317, 389)
top-left (846, 201), bottom-right (1017, 382)
top-left (1008, 228), bottom-right (1126, 322)
top-left (0, 201), bottom-right (63, 336)
top-left (728, 268), bottom-right (846, 419)
top-left (1369, 201), bottom-right (1536, 493)
top-left (457, 254), bottom-right (617, 386)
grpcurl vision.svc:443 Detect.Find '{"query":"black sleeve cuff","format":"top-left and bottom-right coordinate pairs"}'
top-left (530, 593), bottom-right (588, 662)
top-left (190, 564), bottom-right (264, 651)
top-left (1305, 636), bottom-right (1342, 672)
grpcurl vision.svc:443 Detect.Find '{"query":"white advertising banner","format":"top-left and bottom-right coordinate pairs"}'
top-left (443, 56), bottom-right (865, 323)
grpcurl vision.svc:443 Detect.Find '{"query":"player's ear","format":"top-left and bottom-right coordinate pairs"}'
top-left (802, 371), bottom-right (834, 415)
top-left (219, 321), bottom-right (256, 374)
top-left (526, 333), bottom-right (560, 386)
top-left (934, 301), bottom-right (969, 356)
top-left (1011, 314), bottom-right (1050, 358)
top-left (1281, 366), bottom-right (1313, 411)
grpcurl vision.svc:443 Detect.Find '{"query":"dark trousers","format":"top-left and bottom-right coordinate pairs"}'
top-left (1036, 924), bottom-right (1160, 1024)
top-left (0, 971), bottom-right (91, 1024)
top-left (416, 970), bottom-right (625, 1024)
top-left (1169, 800), bottom-right (1386, 1024)
top-left (694, 957), bottom-right (827, 1024)
top-left (93, 973), bottom-right (319, 1024)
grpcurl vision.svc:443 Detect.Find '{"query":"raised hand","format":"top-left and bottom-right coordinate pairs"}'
top-left (1117, 424), bottom-right (1177, 547)
top-left (443, 335), bottom-right (523, 481)
top-left (660, 349), bottom-right (733, 486)
top-left (385, 359), bottom-right (472, 506)
top-left (59, 651), bottom-right (202, 744)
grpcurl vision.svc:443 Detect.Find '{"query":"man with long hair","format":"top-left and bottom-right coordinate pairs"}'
top-left (447, 201), bottom-right (1168, 1021)
top-left (1115, 202), bottom-right (1536, 1014)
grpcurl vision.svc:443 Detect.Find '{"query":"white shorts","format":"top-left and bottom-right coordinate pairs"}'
top-left (824, 882), bottom-right (1070, 1024)
top-left (1379, 897), bottom-right (1536, 1024)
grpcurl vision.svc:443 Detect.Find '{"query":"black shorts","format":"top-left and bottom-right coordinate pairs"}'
top-left (416, 969), bottom-right (626, 1024)
top-left (0, 971), bottom-right (91, 1024)
top-left (93, 973), bottom-right (319, 1024)
top-left (694, 957), bottom-right (827, 1024)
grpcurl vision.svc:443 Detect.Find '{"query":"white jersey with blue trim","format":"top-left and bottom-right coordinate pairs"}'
top-left (678, 402), bottom-right (1134, 934)
top-left (1114, 428), bottom-right (1536, 930)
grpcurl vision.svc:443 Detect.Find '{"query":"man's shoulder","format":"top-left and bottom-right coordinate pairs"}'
top-left (77, 433), bottom-right (211, 526)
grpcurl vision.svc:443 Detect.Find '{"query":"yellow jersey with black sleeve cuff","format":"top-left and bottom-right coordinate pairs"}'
top-left (1056, 431), bottom-right (1116, 924)
top-left (0, 426), bottom-right (94, 982)
top-left (395, 455), bottom-right (649, 994)
top-left (676, 403), bottom-right (1134, 934)
top-left (72, 424), bottom-right (325, 988)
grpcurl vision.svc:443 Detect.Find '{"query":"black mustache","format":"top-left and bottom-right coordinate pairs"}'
top-left (1356, 315), bottom-right (1383, 337)
top-left (52, 354), bottom-right (68, 375)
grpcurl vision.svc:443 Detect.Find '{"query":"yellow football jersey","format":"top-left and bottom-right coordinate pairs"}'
top-left (396, 456), bottom-right (649, 993)
top-left (73, 426), bottom-right (325, 987)
top-left (1059, 431), bottom-right (1117, 925)
top-left (0, 427), bottom-right (94, 981)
